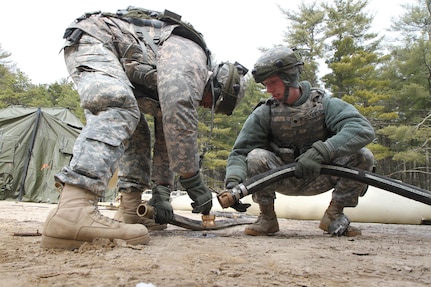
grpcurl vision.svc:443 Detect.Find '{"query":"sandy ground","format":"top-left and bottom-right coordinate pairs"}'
top-left (1, 200), bottom-right (431, 287)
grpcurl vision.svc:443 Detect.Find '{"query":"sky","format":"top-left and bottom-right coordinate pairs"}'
top-left (0, 0), bottom-right (413, 85)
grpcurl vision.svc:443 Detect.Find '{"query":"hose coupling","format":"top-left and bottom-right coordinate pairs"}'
top-left (201, 214), bottom-right (216, 227)
top-left (136, 203), bottom-right (155, 219)
top-left (217, 183), bottom-right (249, 208)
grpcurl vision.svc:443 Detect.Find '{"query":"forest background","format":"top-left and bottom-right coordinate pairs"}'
top-left (1, 0), bottom-right (430, 192)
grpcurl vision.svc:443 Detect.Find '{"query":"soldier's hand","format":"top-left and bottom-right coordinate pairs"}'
top-left (190, 191), bottom-right (213, 214)
top-left (149, 185), bottom-right (173, 224)
top-left (149, 195), bottom-right (173, 224)
top-left (295, 148), bottom-right (324, 178)
top-left (295, 141), bottom-right (331, 179)
top-left (180, 172), bottom-right (213, 215)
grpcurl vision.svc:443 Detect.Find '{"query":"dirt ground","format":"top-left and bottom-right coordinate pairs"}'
top-left (1, 200), bottom-right (430, 287)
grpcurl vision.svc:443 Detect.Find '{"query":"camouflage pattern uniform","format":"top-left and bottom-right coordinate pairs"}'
top-left (225, 81), bottom-right (375, 208)
top-left (157, 35), bottom-right (209, 175)
top-left (56, 11), bottom-right (207, 196)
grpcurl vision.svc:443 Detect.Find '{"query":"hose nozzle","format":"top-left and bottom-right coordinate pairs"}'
top-left (217, 191), bottom-right (236, 208)
top-left (217, 183), bottom-right (249, 208)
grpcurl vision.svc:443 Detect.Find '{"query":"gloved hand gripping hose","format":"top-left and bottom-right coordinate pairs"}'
top-left (217, 163), bottom-right (431, 208)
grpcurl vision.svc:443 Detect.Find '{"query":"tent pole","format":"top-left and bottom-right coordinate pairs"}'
top-left (18, 107), bottom-right (42, 201)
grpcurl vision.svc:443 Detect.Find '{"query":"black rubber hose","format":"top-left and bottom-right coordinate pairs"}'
top-left (237, 163), bottom-right (431, 206)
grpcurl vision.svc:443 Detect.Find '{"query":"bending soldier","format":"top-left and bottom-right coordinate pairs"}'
top-left (41, 7), bottom-right (247, 249)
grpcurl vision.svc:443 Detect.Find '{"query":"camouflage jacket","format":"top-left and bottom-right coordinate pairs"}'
top-left (63, 8), bottom-right (208, 98)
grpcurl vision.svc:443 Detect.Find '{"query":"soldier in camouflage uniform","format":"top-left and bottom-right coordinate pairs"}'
top-left (41, 7), bottom-right (247, 250)
top-left (224, 46), bottom-right (375, 237)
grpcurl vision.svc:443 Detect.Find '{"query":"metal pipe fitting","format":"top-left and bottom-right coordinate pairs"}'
top-left (136, 203), bottom-right (155, 219)
top-left (201, 214), bottom-right (216, 227)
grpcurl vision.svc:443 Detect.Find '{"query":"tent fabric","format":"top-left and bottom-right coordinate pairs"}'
top-left (0, 106), bottom-right (84, 203)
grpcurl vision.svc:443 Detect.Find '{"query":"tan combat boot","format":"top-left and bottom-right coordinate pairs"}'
top-left (114, 191), bottom-right (167, 230)
top-left (319, 200), bottom-right (361, 237)
top-left (41, 184), bottom-right (150, 249)
top-left (244, 203), bottom-right (279, 236)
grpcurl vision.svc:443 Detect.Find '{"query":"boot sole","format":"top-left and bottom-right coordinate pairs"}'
top-left (147, 224), bottom-right (168, 231)
top-left (41, 234), bottom-right (150, 250)
top-left (126, 234), bottom-right (151, 245)
top-left (319, 222), bottom-right (362, 237)
top-left (345, 226), bottom-right (362, 237)
top-left (244, 227), bottom-right (279, 236)
top-left (41, 235), bottom-right (86, 250)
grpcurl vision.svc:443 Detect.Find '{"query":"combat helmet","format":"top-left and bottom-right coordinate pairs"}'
top-left (211, 61), bottom-right (248, 115)
top-left (252, 46), bottom-right (303, 84)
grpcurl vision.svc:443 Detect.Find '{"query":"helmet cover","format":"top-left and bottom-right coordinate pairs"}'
top-left (252, 46), bottom-right (303, 83)
top-left (212, 61), bottom-right (248, 115)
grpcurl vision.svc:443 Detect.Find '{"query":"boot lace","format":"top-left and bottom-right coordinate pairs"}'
top-left (89, 203), bottom-right (121, 225)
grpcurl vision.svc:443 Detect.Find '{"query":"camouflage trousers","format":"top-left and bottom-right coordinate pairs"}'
top-left (157, 35), bottom-right (209, 175)
top-left (56, 34), bottom-right (140, 196)
top-left (118, 97), bottom-right (175, 192)
top-left (119, 35), bottom-right (208, 191)
top-left (246, 148), bottom-right (375, 207)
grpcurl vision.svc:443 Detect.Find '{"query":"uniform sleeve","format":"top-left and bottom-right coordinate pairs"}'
top-left (225, 105), bottom-right (270, 183)
top-left (323, 96), bottom-right (375, 159)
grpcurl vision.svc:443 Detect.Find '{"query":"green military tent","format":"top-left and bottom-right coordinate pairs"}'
top-left (0, 106), bottom-right (83, 203)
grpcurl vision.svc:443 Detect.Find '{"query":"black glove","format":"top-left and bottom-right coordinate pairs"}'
top-left (179, 172), bottom-right (212, 214)
top-left (148, 185), bottom-right (173, 224)
top-left (225, 181), bottom-right (251, 213)
top-left (295, 140), bottom-right (331, 179)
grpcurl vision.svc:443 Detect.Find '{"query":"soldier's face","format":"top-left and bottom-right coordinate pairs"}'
top-left (263, 75), bottom-right (285, 101)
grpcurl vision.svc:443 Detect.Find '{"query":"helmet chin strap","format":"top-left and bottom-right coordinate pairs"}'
top-left (282, 79), bottom-right (291, 103)
top-left (280, 69), bottom-right (300, 104)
